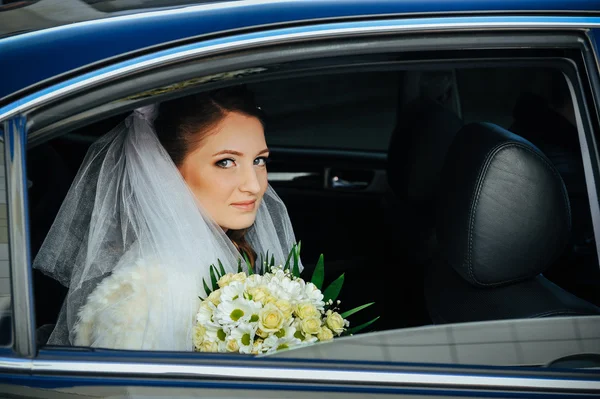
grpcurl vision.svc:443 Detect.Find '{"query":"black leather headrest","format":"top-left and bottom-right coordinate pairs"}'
top-left (387, 98), bottom-right (463, 203)
top-left (437, 123), bottom-right (571, 287)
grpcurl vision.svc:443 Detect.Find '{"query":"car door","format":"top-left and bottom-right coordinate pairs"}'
top-left (1, 2), bottom-right (600, 398)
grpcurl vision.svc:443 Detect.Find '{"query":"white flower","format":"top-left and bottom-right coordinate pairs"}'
top-left (251, 338), bottom-right (265, 354)
top-left (196, 301), bottom-right (217, 326)
top-left (304, 282), bottom-right (325, 309)
top-left (230, 323), bottom-right (258, 354)
top-left (245, 274), bottom-right (264, 288)
top-left (263, 334), bottom-right (302, 353)
top-left (215, 298), bottom-right (261, 326)
top-left (220, 281), bottom-right (246, 303)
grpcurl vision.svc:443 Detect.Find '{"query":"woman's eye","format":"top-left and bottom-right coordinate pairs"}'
top-left (216, 159), bottom-right (235, 168)
top-left (254, 157), bottom-right (268, 167)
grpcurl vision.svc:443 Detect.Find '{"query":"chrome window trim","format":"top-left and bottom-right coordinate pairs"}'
top-left (3, 117), bottom-right (35, 358)
top-left (0, 357), bottom-right (599, 392)
top-left (1, 18), bottom-right (600, 124)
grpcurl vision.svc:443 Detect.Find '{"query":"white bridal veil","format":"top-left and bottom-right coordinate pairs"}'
top-left (33, 104), bottom-right (299, 349)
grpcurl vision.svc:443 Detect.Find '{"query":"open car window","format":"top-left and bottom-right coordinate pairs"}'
top-left (2, 15), bottom-right (600, 398)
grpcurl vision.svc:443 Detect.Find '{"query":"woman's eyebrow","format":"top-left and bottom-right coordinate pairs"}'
top-left (256, 148), bottom-right (270, 156)
top-left (212, 150), bottom-right (244, 157)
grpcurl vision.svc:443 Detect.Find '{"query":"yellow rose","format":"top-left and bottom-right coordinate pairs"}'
top-left (264, 295), bottom-right (277, 305)
top-left (226, 339), bottom-right (240, 353)
top-left (294, 303), bottom-right (319, 319)
top-left (275, 299), bottom-right (293, 318)
top-left (248, 287), bottom-right (270, 303)
top-left (256, 328), bottom-right (269, 339)
top-left (199, 340), bottom-right (218, 352)
top-left (207, 290), bottom-right (221, 306)
top-left (326, 311), bottom-right (345, 335)
top-left (301, 317), bottom-right (322, 335)
top-left (217, 273), bottom-right (234, 288)
top-left (258, 304), bottom-right (284, 332)
top-left (193, 325), bottom-right (206, 349)
top-left (251, 338), bottom-right (264, 354)
top-left (317, 326), bottom-right (334, 342)
top-left (231, 272), bottom-right (246, 284)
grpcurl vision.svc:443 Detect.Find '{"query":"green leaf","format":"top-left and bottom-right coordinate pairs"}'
top-left (258, 252), bottom-right (264, 274)
top-left (262, 250), bottom-right (269, 274)
top-left (203, 279), bottom-right (212, 297)
top-left (283, 248), bottom-right (293, 271)
top-left (311, 254), bottom-right (325, 289)
top-left (346, 316), bottom-right (380, 335)
top-left (237, 258), bottom-right (243, 273)
top-left (244, 252), bottom-right (253, 275)
top-left (218, 259), bottom-right (226, 277)
top-left (323, 273), bottom-right (345, 303)
top-left (340, 302), bottom-right (374, 319)
top-left (198, 296), bottom-right (205, 301)
top-left (270, 254), bottom-right (275, 268)
top-left (210, 265), bottom-right (218, 291)
top-left (292, 243), bottom-right (301, 278)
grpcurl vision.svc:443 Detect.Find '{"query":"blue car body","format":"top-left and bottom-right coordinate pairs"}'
top-left (1, 0), bottom-right (600, 397)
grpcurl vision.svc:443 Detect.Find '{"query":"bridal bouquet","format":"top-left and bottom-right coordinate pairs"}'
top-left (193, 244), bottom-right (377, 354)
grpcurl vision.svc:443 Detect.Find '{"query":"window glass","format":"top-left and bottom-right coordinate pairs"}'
top-left (252, 71), bottom-right (400, 151)
top-left (30, 65), bottom-right (600, 368)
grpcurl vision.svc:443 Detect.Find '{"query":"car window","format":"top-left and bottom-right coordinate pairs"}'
top-left (251, 71), bottom-right (400, 151)
top-left (27, 62), bottom-right (600, 361)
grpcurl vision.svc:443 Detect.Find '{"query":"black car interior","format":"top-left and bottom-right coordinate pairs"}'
top-left (426, 122), bottom-right (600, 323)
top-left (27, 66), bottom-right (600, 344)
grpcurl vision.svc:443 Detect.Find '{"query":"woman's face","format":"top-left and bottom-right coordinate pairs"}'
top-left (178, 111), bottom-right (269, 231)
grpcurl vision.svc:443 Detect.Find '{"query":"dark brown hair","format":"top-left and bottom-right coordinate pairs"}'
top-left (153, 86), bottom-right (264, 266)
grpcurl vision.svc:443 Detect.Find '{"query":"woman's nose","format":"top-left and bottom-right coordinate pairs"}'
top-left (239, 165), bottom-right (261, 194)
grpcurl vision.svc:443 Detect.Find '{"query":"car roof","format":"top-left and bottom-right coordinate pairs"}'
top-left (1, 0), bottom-right (599, 101)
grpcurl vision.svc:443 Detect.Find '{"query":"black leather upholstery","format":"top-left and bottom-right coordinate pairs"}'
top-left (426, 257), bottom-right (600, 323)
top-left (437, 122), bottom-right (571, 286)
top-left (426, 122), bottom-right (600, 323)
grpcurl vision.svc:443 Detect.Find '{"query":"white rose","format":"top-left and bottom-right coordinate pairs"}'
top-left (274, 299), bottom-right (293, 318)
top-left (248, 287), bottom-right (270, 303)
top-left (317, 326), bottom-right (334, 341)
top-left (294, 303), bottom-right (319, 320)
top-left (326, 311), bottom-right (345, 335)
top-left (258, 303), bottom-right (285, 332)
top-left (226, 339), bottom-right (240, 353)
top-left (231, 272), bottom-right (247, 284)
top-left (193, 324), bottom-right (206, 350)
top-left (217, 273), bottom-right (235, 288)
top-left (301, 317), bottom-right (322, 336)
top-left (199, 340), bottom-right (218, 352)
top-left (207, 290), bottom-right (221, 306)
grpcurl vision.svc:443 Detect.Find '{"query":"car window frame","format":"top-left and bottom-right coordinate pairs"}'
top-left (1, 16), bottom-right (600, 394)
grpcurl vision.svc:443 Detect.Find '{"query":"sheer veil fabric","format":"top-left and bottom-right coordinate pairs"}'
top-left (33, 105), bottom-right (300, 350)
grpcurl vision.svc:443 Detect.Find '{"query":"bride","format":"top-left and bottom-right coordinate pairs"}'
top-left (33, 86), bottom-right (300, 351)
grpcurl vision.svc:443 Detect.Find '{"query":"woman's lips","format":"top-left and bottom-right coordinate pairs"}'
top-left (231, 200), bottom-right (256, 211)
